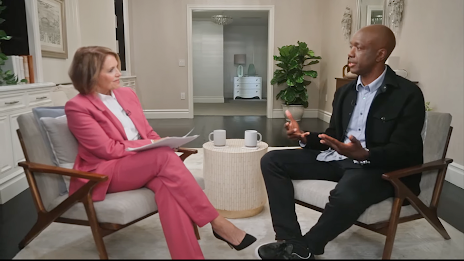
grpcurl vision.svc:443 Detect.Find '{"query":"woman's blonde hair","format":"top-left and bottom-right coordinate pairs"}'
top-left (68, 46), bottom-right (121, 94)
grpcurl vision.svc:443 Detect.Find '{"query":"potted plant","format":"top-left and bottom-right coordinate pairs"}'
top-left (271, 41), bottom-right (321, 121)
top-left (0, 1), bottom-right (24, 85)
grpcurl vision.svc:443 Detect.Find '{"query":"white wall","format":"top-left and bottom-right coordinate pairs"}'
top-left (391, 0), bottom-right (464, 166)
top-left (78, 0), bottom-right (116, 51)
top-left (129, 0), bottom-right (321, 110)
top-left (192, 20), bottom-right (224, 103)
top-left (223, 25), bottom-right (268, 99)
top-left (41, 0), bottom-right (117, 84)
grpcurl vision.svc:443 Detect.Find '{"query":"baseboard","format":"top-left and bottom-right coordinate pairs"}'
top-left (143, 109), bottom-right (191, 119)
top-left (272, 109), bottom-right (318, 119)
top-left (446, 163), bottom-right (464, 189)
top-left (318, 110), bottom-right (332, 123)
top-left (0, 169), bottom-right (28, 204)
top-left (193, 96), bottom-right (224, 103)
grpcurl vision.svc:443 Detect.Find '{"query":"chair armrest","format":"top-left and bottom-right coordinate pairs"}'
top-left (382, 158), bottom-right (453, 181)
top-left (176, 147), bottom-right (198, 154)
top-left (18, 161), bottom-right (108, 182)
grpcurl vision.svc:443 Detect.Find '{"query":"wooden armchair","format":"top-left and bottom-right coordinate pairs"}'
top-left (16, 112), bottom-right (202, 259)
top-left (292, 112), bottom-right (454, 259)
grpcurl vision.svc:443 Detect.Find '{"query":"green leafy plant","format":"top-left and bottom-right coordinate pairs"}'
top-left (0, 1), bottom-right (26, 85)
top-left (271, 41), bottom-right (321, 108)
top-left (425, 101), bottom-right (432, 111)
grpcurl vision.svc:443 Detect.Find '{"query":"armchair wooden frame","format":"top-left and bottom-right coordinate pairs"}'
top-left (295, 126), bottom-right (454, 259)
top-left (17, 129), bottom-right (201, 259)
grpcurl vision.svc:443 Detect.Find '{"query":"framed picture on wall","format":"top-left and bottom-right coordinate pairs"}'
top-left (37, 0), bottom-right (68, 59)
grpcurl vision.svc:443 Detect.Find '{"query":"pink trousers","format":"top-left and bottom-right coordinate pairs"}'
top-left (107, 146), bottom-right (219, 259)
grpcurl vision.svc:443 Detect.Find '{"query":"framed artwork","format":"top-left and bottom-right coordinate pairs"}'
top-left (37, 0), bottom-right (68, 59)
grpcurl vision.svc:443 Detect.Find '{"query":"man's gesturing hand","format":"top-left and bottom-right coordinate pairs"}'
top-left (318, 134), bottom-right (369, 161)
top-left (284, 110), bottom-right (310, 143)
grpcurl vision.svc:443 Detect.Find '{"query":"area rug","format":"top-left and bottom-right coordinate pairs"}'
top-left (14, 147), bottom-right (464, 259)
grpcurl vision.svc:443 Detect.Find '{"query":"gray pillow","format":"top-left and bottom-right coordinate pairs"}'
top-left (32, 107), bottom-right (66, 167)
top-left (40, 115), bottom-right (78, 193)
top-left (32, 107), bottom-right (68, 195)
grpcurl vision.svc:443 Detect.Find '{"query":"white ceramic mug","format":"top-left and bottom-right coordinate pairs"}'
top-left (244, 130), bottom-right (262, 147)
top-left (209, 129), bottom-right (226, 146)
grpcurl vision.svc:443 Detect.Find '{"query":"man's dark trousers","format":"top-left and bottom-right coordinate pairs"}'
top-left (260, 148), bottom-right (395, 255)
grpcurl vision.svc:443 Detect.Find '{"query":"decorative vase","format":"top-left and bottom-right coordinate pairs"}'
top-left (282, 104), bottom-right (305, 122)
top-left (237, 65), bottom-right (244, 77)
top-left (247, 64), bottom-right (256, 76)
top-left (343, 64), bottom-right (358, 79)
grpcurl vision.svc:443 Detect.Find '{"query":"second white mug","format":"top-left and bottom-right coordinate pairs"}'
top-left (209, 129), bottom-right (226, 146)
top-left (244, 130), bottom-right (262, 147)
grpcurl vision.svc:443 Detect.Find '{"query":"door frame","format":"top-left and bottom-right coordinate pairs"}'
top-left (186, 4), bottom-right (275, 118)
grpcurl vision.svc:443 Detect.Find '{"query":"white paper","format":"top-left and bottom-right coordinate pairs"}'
top-left (126, 135), bottom-right (199, 152)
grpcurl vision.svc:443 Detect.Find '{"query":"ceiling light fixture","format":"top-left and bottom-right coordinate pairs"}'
top-left (211, 14), bottom-right (233, 25)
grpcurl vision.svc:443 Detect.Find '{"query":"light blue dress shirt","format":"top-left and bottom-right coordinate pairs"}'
top-left (300, 66), bottom-right (387, 162)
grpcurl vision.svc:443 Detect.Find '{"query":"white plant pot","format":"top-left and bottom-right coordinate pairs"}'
top-left (282, 104), bottom-right (305, 121)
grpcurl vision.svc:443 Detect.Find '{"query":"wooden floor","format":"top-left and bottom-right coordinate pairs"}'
top-left (193, 99), bottom-right (267, 116)
top-left (1, 116), bottom-right (463, 259)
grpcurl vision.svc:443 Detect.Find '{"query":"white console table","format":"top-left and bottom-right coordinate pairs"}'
top-left (0, 82), bottom-right (56, 204)
top-left (233, 76), bottom-right (262, 100)
top-left (120, 75), bottom-right (137, 94)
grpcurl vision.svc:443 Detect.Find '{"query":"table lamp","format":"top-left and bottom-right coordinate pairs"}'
top-left (234, 54), bottom-right (246, 77)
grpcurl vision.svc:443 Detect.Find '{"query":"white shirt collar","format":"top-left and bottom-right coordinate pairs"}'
top-left (97, 90), bottom-right (116, 101)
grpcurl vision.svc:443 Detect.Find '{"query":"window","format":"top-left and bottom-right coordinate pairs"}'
top-left (114, 0), bottom-right (126, 71)
top-left (0, 0), bottom-right (29, 56)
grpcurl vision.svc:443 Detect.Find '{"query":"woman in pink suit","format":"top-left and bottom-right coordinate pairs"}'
top-left (65, 46), bottom-right (256, 259)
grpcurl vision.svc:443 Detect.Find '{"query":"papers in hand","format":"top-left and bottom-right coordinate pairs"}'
top-left (126, 135), bottom-right (199, 152)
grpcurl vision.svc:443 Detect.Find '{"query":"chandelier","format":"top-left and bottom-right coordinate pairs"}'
top-left (211, 14), bottom-right (233, 25)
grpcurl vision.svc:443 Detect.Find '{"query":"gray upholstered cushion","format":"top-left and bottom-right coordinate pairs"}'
top-left (40, 115), bottom-right (79, 192)
top-left (293, 180), bottom-right (418, 224)
top-left (48, 176), bottom-right (205, 224)
top-left (17, 113), bottom-right (64, 210)
top-left (32, 107), bottom-right (66, 166)
top-left (32, 107), bottom-right (69, 195)
top-left (40, 116), bottom-right (78, 165)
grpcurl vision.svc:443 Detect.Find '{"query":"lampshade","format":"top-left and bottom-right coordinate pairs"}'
top-left (234, 54), bottom-right (246, 65)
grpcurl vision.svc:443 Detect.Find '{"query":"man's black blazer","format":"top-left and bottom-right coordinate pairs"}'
top-left (305, 65), bottom-right (426, 195)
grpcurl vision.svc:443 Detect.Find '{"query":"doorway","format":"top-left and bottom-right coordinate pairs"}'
top-left (187, 5), bottom-right (275, 118)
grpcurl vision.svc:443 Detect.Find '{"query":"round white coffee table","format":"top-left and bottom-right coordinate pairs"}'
top-left (203, 139), bottom-right (268, 218)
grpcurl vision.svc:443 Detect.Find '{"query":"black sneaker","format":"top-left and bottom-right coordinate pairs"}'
top-left (255, 241), bottom-right (314, 260)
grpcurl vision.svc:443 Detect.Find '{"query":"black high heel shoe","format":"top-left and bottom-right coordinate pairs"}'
top-left (213, 230), bottom-right (256, 251)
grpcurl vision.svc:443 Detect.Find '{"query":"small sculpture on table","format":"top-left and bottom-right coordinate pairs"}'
top-left (342, 59), bottom-right (358, 79)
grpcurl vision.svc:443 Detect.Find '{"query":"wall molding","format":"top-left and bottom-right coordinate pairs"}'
top-left (272, 109), bottom-right (318, 119)
top-left (143, 109), bottom-right (190, 119)
top-left (193, 96), bottom-right (224, 103)
top-left (446, 163), bottom-right (464, 189)
top-left (0, 169), bottom-right (28, 204)
top-left (318, 110), bottom-right (332, 123)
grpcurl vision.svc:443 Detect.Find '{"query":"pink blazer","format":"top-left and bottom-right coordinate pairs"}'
top-left (65, 87), bottom-right (161, 201)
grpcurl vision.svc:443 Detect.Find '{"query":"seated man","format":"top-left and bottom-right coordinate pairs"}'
top-left (256, 24), bottom-right (425, 259)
